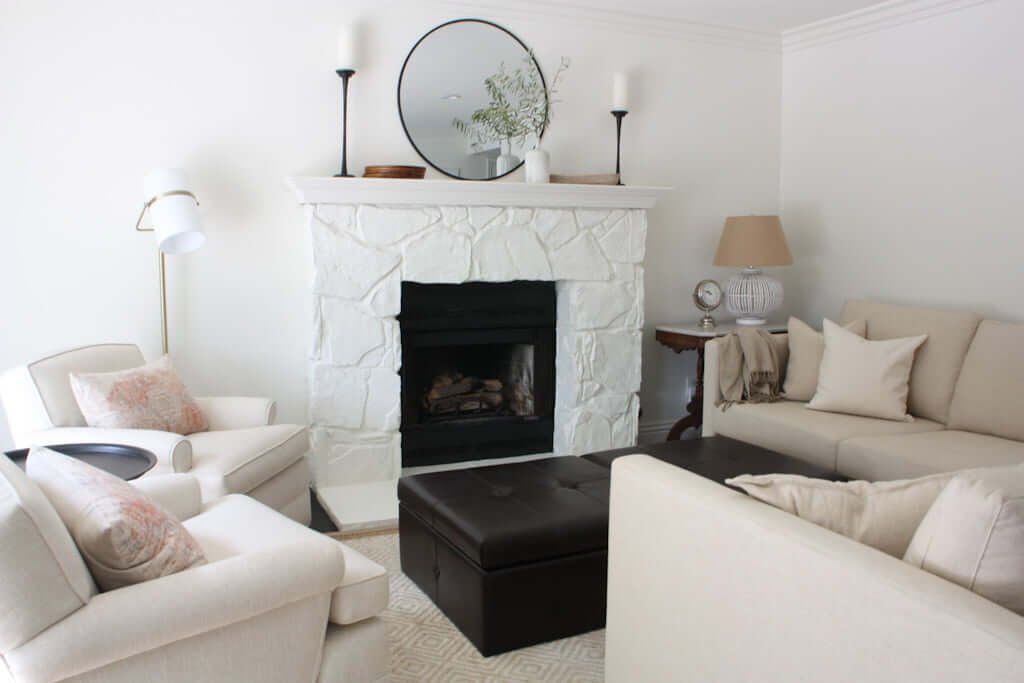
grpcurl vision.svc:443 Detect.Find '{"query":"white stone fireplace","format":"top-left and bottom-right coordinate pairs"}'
top-left (288, 177), bottom-right (665, 529)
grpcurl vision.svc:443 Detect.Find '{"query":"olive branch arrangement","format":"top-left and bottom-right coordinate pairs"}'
top-left (453, 53), bottom-right (570, 151)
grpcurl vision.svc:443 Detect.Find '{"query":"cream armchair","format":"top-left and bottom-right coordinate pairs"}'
top-left (0, 344), bottom-right (312, 524)
top-left (0, 457), bottom-right (389, 683)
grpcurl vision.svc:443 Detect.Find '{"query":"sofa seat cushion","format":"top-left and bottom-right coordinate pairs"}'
top-left (712, 400), bottom-right (944, 471)
top-left (187, 424), bottom-right (308, 499)
top-left (330, 543), bottom-right (389, 625)
top-left (837, 430), bottom-right (1024, 481)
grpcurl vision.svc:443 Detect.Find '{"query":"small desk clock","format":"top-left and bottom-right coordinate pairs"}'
top-left (692, 279), bottom-right (723, 330)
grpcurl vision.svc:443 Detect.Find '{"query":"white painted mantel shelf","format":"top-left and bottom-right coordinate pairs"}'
top-left (289, 176), bottom-right (669, 531)
top-left (287, 176), bottom-right (668, 209)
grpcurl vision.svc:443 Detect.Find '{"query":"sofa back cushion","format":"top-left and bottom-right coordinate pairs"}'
top-left (841, 300), bottom-right (981, 424)
top-left (948, 321), bottom-right (1024, 441)
top-left (0, 455), bottom-right (96, 653)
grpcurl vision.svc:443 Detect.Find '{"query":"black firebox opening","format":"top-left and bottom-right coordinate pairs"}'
top-left (399, 281), bottom-right (555, 468)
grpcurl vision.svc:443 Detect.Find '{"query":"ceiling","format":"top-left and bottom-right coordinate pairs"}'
top-left (529, 0), bottom-right (885, 32)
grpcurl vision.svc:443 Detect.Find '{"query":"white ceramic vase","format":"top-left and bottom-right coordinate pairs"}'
top-left (525, 147), bottom-right (551, 184)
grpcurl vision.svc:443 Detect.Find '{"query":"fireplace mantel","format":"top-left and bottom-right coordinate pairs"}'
top-left (290, 176), bottom-right (668, 531)
top-left (287, 176), bottom-right (668, 209)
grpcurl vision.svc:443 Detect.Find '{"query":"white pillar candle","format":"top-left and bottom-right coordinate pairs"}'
top-left (336, 23), bottom-right (358, 71)
top-left (612, 72), bottom-right (629, 111)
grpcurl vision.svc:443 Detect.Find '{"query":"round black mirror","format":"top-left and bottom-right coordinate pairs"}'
top-left (398, 19), bottom-right (546, 180)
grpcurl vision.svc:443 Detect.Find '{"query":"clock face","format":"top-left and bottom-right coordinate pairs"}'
top-left (693, 279), bottom-right (722, 311)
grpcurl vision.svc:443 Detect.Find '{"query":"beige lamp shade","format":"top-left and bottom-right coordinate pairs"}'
top-left (713, 216), bottom-right (793, 267)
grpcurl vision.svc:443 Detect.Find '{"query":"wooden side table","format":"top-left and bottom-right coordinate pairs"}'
top-left (656, 322), bottom-right (786, 440)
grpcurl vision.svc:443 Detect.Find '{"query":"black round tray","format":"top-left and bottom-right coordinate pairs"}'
top-left (5, 443), bottom-right (158, 481)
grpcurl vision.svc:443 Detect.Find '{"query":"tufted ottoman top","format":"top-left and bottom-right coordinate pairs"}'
top-left (398, 457), bottom-right (610, 570)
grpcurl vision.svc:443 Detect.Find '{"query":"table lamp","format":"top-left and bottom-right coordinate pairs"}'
top-left (713, 215), bottom-right (792, 326)
top-left (134, 168), bottom-right (206, 353)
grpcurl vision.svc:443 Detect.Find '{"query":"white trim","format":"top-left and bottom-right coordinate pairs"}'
top-left (433, 0), bottom-right (781, 52)
top-left (287, 177), bottom-right (669, 209)
top-left (784, 0), bottom-right (996, 52)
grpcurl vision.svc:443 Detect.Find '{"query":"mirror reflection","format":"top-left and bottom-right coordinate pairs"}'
top-left (398, 20), bottom-right (546, 180)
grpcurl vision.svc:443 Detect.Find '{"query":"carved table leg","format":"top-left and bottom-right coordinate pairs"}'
top-left (667, 346), bottom-right (706, 441)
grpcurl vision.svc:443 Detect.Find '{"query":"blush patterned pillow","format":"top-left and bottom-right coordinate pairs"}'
top-left (26, 447), bottom-right (206, 591)
top-left (69, 355), bottom-right (208, 435)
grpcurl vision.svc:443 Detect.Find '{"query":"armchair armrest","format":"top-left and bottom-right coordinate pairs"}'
top-left (131, 474), bottom-right (202, 521)
top-left (4, 534), bottom-right (346, 683)
top-left (20, 427), bottom-right (192, 473)
top-left (195, 396), bottom-right (276, 430)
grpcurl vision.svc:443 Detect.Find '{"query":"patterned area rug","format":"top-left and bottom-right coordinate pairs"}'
top-left (340, 532), bottom-right (605, 682)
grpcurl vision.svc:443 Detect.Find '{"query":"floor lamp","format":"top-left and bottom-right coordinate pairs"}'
top-left (134, 168), bottom-right (206, 354)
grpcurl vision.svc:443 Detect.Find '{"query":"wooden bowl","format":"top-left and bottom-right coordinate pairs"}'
top-left (363, 165), bottom-right (426, 179)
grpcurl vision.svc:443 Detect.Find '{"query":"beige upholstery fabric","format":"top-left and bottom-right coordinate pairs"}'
top-left (841, 300), bottom-right (981, 423)
top-left (194, 396), bottom-right (276, 431)
top-left (606, 455), bottom-right (1024, 683)
top-left (188, 424), bottom-right (308, 499)
top-left (0, 456), bottom-right (95, 653)
top-left (246, 458), bottom-right (312, 524)
top-left (726, 470), bottom-right (958, 557)
top-left (838, 430), bottom-right (1024, 481)
top-left (331, 544), bottom-right (390, 626)
top-left (130, 474), bottom-right (203, 522)
top-left (905, 465), bottom-right (1024, 615)
top-left (26, 448), bottom-right (206, 591)
top-left (784, 317), bottom-right (866, 401)
top-left (948, 320), bottom-right (1024, 441)
top-left (808, 320), bottom-right (927, 422)
top-left (3, 345), bottom-right (144, 434)
top-left (712, 400), bottom-right (943, 471)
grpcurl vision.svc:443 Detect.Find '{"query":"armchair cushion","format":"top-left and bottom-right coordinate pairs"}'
top-left (331, 542), bottom-right (389, 625)
top-left (130, 474), bottom-right (202, 521)
top-left (69, 356), bottom-right (208, 435)
top-left (26, 448), bottom-right (206, 591)
top-left (0, 455), bottom-right (96, 653)
top-left (194, 396), bottom-right (276, 430)
top-left (188, 424), bottom-right (308, 499)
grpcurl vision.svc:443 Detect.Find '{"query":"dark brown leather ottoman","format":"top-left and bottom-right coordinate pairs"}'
top-left (398, 457), bottom-right (611, 656)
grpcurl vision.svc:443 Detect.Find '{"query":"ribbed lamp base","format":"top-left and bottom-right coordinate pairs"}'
top-left (724, 267), bottom-right (783, 326)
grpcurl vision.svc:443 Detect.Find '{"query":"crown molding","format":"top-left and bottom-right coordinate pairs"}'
top-left (432, 0), bottom-right (781, 53)
top-left (783, 0), bottom-right (995, 52)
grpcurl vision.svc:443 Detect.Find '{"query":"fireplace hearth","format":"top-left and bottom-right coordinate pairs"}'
top-left (399, 281), bottom-right (555, 467)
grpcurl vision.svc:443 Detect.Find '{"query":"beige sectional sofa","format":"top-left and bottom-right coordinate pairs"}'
top-left (703, 299), bottom-right (1024, 479)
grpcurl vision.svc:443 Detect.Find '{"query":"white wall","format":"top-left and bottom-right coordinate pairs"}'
top-left (0, 0), bottom-right (781, 449)
top-left (781, 0), bottom-right (1024, 324)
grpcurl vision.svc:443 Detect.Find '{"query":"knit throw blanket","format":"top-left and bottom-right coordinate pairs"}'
top-left (716, 328), bottom-right (783, 410)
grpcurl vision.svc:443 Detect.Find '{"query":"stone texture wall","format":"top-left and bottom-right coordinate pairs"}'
top-left (307, 202), bottom-right (647, 486)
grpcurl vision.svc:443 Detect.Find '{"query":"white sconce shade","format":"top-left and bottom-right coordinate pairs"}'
top-left (143, 168), bottom-right (206, 254)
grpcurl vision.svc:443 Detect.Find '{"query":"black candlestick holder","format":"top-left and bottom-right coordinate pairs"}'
top-left (611, 109), bottom-right (628, 185)
top-left (335, 69), bottom-right (356, 178)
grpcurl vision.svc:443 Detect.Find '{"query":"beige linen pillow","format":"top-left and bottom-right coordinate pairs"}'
top-left (808, 319), bottom-right (927, 421)
top-left (26, 447), bottom-right (206, 591)
top-left (783, 317), bottom-right (867, 401)
top-left (727, 471), bottom-right (962, 557)
top-left (904, 465), bottom-right (1024, 614)
top-left (70, 355), bottom-right (208, 435)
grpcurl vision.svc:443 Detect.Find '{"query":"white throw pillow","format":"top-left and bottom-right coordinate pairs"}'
top-left (69, 355), bottom-right (208, 435)
top-left (26, 447), bottom-right (206, 591)
top-left (727, 471), bottom-right (961, 557)
top-left (807, 319), bottom-right (927, 421)
top-left (783, 317), bottom-right (867, 401)
top-left (904, 465), bottom-right (1024, 615)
